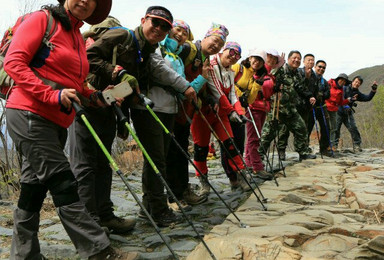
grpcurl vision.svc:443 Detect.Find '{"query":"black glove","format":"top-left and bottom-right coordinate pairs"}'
top-left (371, 83), bottom-right (378, 90)
top-left (273, 80), bottom-right (282, 92)
top-left (206, 95), bottom-right (218, 111)
top-left (239, 95), bottom-right (248, 108)
top-left (240, 115), bottom-right (249, 124)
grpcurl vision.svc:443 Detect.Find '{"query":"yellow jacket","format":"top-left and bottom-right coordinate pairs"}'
top-left (232, 63), bottom-right (261, 105)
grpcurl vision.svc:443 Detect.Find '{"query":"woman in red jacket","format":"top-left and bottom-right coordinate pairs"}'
top-left (191, 42), bottom-right (250, 194)
top-left (325, 73), bottom-right (355, 151)
top-left (4, 1), bottom-right (133, 259)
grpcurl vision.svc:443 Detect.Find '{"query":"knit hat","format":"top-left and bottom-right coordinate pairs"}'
top-left (223, 41), bottom-right (241, 55)
top-left (58, 0), bottom-right (112, 25)
top-left (336, 73), bottom-right (351, 84)
top-left (172, 19), bottom-right (194, 41)
top-left (204, 23), bottom-right (229, 43)
top-left (145, 6), bottom-right (173, 28)
top-left (266, 48), bottom-right (285, 68)
top-left (248, 48), bottom-right (267, 62)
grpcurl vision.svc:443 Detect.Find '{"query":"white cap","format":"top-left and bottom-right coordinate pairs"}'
top-left (248, 48), bottom-right (267, 62)
top-left (266, 48), bottom-right (285, 68)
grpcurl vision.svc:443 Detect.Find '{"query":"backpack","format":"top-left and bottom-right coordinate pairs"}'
top-left (0, 9), bottom-right (56, 100)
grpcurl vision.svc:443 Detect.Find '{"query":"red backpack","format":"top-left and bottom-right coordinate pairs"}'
top-left (0, 9), bottom-right (56, 100)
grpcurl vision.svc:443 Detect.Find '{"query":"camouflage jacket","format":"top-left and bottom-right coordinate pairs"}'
top-left (272, 63), bottom-right (311, 115)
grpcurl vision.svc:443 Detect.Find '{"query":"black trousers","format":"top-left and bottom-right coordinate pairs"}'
top-left (131, 109), bottom-right (175, 216)
top-left (165, 120), bottom-right (191, 200)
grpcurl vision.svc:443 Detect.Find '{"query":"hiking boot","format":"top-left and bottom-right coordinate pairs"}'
top-left (153, 208), bottom-right (184, 227)
top-left (138, 208), bottom-right (183, 227)
top-left (299, 153), bottom-right (316, 161)
top-left (353, 145), bottom-right (362, 153)
top-left (168, 199), bottom-right (192, 212)
top-left (238, 172), bottom-right (252, 192)
top-left (183, 184), bottom-right (207, 205)
top-left (278, 150), bottom-right (286, 161)
top-left (229, 179), bottom-right (240, 191)
top-left (255, 170), bottom-right (274, 181)
top-left (100, 216), bottom-right (136, 234)
top-left (88, 246), bottom-right (138, 260)
top-left (198, 175), bottom-right (210, 196)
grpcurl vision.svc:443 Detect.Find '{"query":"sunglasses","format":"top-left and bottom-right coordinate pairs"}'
top-left (229, 48), bottom-right (241, 60)
top-left (317, 65), bottom-right (326, 69)
top-left (148, 17), bottom-right (171, 32)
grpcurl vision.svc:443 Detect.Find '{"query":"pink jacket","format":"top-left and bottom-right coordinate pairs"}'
top-left (249, 68), bottom-right (275, 112)
top-left (5, 10), bottom-right (93, 128)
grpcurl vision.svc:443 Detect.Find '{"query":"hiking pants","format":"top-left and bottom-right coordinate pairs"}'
top-left (335, 111), bottom-right (361, 146)
top-left (191, 108), bottom-right (244, 176)
top-left (166, 120), bottom-right (190, 200)
top-left (220, 120), bottom-right (245, 181)
top-left (244, 109), bottom-right (266, 172)
top-left (69, 107), bottom-right (116, 222)
top-left (328, 110), bottom-right (338, 147)
top-left (307, 106), bottom-right (330, 151)
top-left (6, 109), bottom-right (109, 259)
top-left (260, 110), bottom-right (309, 156)
top-left (131, 109), bottom-right (174, 216)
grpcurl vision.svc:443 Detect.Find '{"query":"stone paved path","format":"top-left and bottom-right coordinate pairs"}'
top-left (1, 148), bottom-right (383, 259)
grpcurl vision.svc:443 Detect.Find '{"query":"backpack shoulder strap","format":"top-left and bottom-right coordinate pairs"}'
top-left (41, 9), bottom-right (57, 51)
top-left (234, 64), bottom-right (243, 83)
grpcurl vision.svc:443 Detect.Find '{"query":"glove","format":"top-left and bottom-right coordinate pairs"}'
top-left (239, 94), bottom-right (248, 108)
top-left (137, 93), bottom-right (154, 108)
top-left (344, 105), bottom-right (352, 115)
top-left (240, 115), bottom-right (249, 124)
top-left (229, 111), bottom-right (242, 123)
top-left (119, 72), bottom-right (139, 89)
top-left (273, 81), bottom-right (282, 92)
top-left (206, 95), bottom-right (218, 111)
top-left (371, 83), bottom-right (378, 90)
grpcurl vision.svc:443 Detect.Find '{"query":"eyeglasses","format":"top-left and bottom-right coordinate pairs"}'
top-left (317, 65), bottom-right (326, 70)
top-left (148, 17), bottom-right (171, 32)
top-left (229, 49), bottom-right (241, 60)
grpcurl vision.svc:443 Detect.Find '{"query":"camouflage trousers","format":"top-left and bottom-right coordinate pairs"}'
top-left (277, 107), bottom-right (310, 151)
top-left (259, 110), bottom-right (310, 155)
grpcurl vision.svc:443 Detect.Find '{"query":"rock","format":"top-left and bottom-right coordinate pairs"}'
top-left (143, 235), bottom-right (171, 248)
top-left (367, 235), bottom-right (384, 255)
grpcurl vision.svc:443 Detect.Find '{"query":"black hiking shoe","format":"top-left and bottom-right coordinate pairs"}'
top-left (138, 208), bottom-right (183, 227)
top-left (299, 154), bottom-right (316, 161)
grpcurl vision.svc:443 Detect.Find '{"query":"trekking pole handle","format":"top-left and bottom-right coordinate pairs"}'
top-left (70, 99), bottom-right (84, 116)
top-left (138, 93), bottom-right (154, 109)
top-left (112, 102), bottom-right (128, 123)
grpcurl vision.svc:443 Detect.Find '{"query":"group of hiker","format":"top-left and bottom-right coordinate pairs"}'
top-left (2, 0), bottom-right (378, 259)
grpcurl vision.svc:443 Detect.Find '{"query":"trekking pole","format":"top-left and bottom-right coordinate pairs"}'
top-left (212, 107), bottom-right (277, 189)
top-left (70, 100), bottom-right (179, 260)
top-left (192, 101), bottom-right (267, 211)
top-left (113, 101), bottom-right (217, 260)
top-left (271, 93), bottom-right (286, 176)
top-left (312, 107), bottom-right (323, 159)
top-left (319, 105), bottom-right (334, 157)
top-left (246, 106), bottom-right (279, 187)
top-left (141, 102), bottom-right (248, 228)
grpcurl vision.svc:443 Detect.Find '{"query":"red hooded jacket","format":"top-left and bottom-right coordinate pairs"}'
top-left (4, 10), bottom-right (93, 128)
top-left (325, 79), bottom-right (349, 112)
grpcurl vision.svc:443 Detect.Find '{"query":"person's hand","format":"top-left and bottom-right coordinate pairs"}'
top-left (201, 58), bottom-right (211, 79)
top-left (239, 94), bottom-right (248, 108)
top-left (309, 97), bottom-right (316, 106)
top-left (184, 87), bottom-right (197, 103)
top-left (348, 94), bottom-right (358, 102)
top-left (240, 115), bottom-right (249, 124)
top-left (60, 88), bottom-right (80, 109)
top-left (371, 81), bottom-right (378, 91)
top-left (229, 111), bottom-right (242, 123)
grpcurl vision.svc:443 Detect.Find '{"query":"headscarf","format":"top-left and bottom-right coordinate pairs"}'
top-left (172, 19), bottom-right (194, 41)
top-left (224, 41), bottom-right (241, 55)
top-left (204, 23), bottom-right (229, 43)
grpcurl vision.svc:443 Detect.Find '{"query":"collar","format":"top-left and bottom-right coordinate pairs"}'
top-left (66, 10), bottom-right (84, 30)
